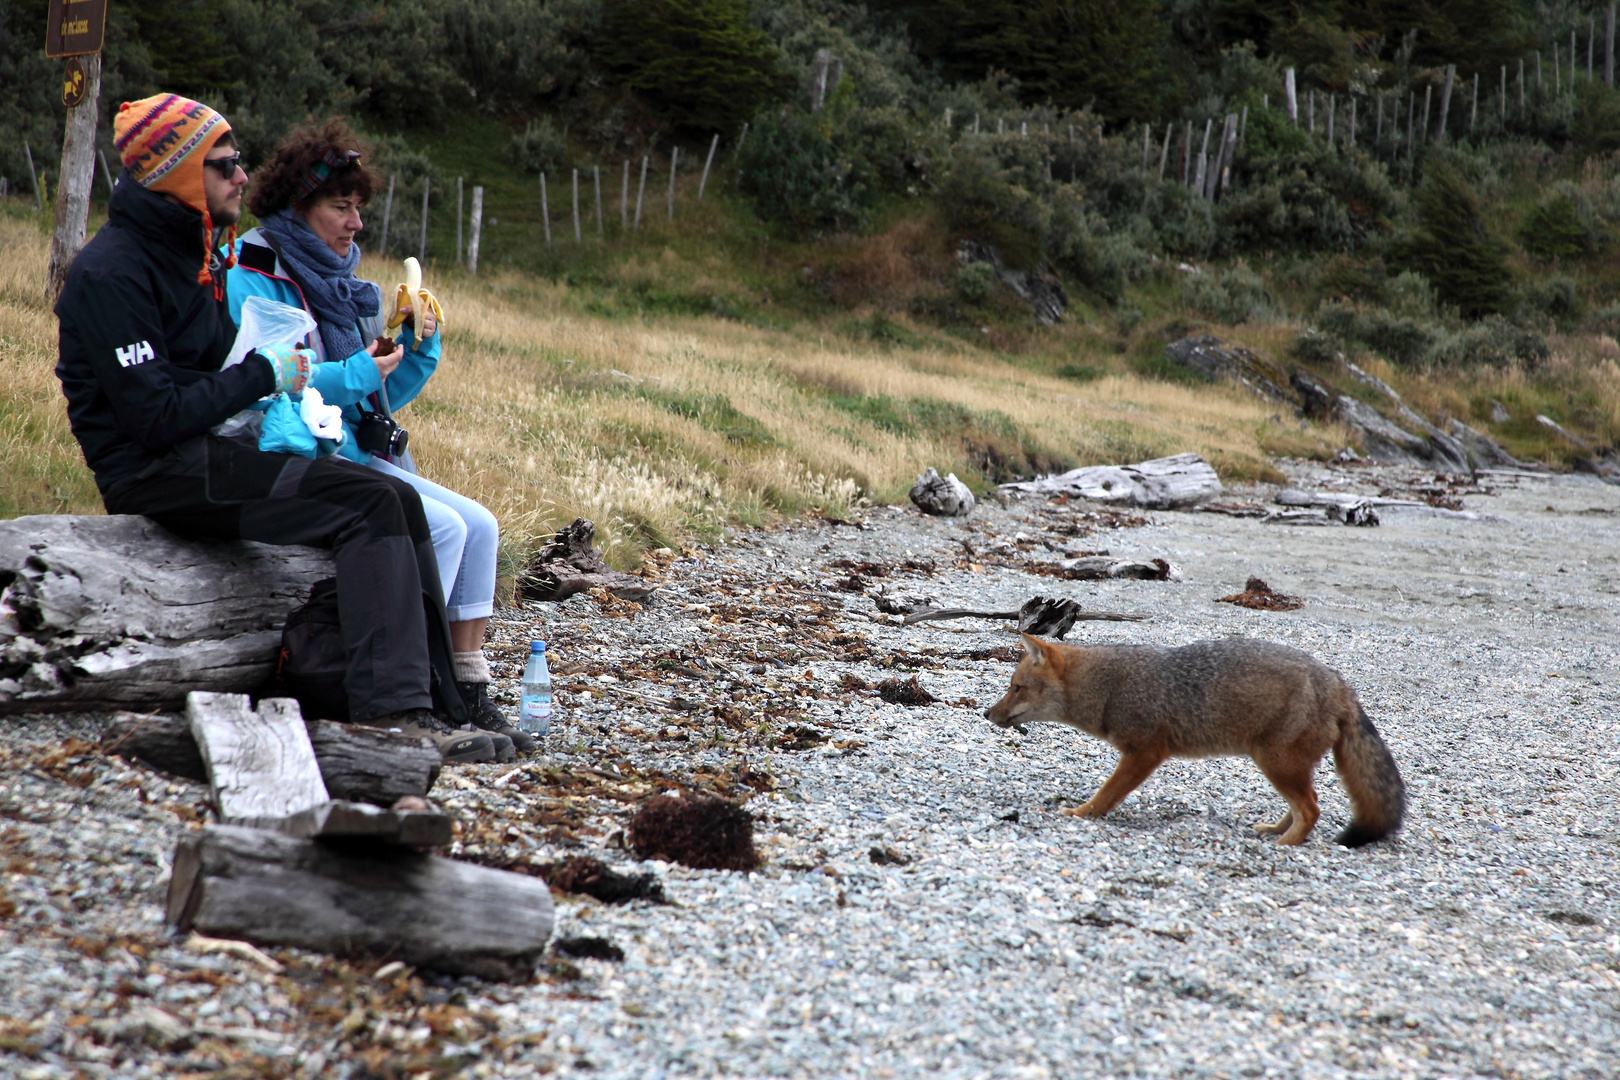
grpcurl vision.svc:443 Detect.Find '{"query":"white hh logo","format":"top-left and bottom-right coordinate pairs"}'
top-left (115, 341), bottom-right (155, 368)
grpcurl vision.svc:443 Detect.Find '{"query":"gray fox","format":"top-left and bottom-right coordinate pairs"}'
top-left (986, 635), bottom-right (1405, 846)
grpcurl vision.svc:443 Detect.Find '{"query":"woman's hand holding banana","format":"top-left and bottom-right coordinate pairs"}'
top-left (386, 257), bottom-right (444, 349)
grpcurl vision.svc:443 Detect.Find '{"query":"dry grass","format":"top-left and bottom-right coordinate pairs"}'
top-left (0, 213), bottom-right (1288, 591)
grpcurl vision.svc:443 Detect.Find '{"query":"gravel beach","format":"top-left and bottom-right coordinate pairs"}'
top-left (2, 460), bottom-right (1617, 1079)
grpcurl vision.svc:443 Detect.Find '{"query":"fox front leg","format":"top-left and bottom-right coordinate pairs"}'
top-left (1060, 748), bottom-right (1169, 819)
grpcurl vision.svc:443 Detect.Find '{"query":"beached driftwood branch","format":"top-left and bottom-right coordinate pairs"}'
top-left (999, 453), bottom-right (1221, 509)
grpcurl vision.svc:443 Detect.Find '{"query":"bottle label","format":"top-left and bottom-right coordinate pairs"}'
top-left (519, 694), bottom-right (552, 735)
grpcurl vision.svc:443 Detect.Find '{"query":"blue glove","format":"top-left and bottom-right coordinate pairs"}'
top-left (256, 343), bottom-right (314, 394)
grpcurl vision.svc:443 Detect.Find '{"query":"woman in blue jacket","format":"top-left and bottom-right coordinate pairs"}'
top-left (225, 119), bottom-right (529, 754)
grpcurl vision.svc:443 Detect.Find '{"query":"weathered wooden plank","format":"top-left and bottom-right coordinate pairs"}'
top-left (0, 515), bottom-right (331, 714)
top-left (189, 693), bottom-right (329, 829)
top-left (167, 825), bottom-right (555, 981)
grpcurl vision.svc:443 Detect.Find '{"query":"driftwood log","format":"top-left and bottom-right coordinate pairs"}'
top-left (0, 515), bottom-right (330, 714)
top-left (1000, 453), bottom-right (1222, 509)
top-left (102, 713), bottom-right (441, 804)
top-left (517, 518), bottom-right (655, 603)
top-left (167, 825), bottom-right (555, 981)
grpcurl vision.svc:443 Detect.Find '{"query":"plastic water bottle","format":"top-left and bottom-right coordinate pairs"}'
top-left (519, 640), bottom-right (552, 737)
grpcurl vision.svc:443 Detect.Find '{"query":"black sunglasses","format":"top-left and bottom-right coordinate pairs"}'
top-left (202, 152), bottom-right (243, 177)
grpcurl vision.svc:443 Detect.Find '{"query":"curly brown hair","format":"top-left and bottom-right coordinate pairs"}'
top-left (246, 117), bottom-right (382, 218)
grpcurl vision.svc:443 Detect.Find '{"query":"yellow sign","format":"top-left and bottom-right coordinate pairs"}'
top-left (62, 57), bottom-right (87, 107)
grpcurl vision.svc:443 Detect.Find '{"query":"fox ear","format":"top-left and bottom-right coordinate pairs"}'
top-left (1020, 633), bottom-right (1045, 664)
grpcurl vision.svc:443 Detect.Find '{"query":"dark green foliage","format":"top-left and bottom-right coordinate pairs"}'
top-left (591, 0), bottom-right (787, 134)
top-left (1519, 194), bottom-right (1599, 262)
top-left (642, 388), bottom-right (776, 445)
top-left (1515, 276), bottom-right (1580, 330)
top-left (1316, 301), bottom-right (1547, 369)
top-left (735, 109), bottom-right (874, 236)
top-left (877, 0), bottom-right (1169, 123)
top-left (1400, 162), bottom-right (1512, 317)
top-left (1571, 82), bottom-right (1620, 159)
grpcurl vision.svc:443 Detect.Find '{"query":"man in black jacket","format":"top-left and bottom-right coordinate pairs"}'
top-left (54, 93), bottom-right (496, 763)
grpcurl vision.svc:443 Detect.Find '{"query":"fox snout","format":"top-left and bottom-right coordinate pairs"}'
top-left (985, 693), bottom-right (1025, 728)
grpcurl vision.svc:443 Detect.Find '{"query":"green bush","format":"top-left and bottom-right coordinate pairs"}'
top-left (1514, 275), bottom-right (1580, 330)
top-left (736, 110), bottom-right (874, 236)
top-left (1178, 266), bottom-right (1280, 324)
top-left (1400, 161), bottom-right (1513, 317)
top-left (956, 261), bottom-right (996, 302)
top-left (509, 117), bottom-right (568, 175)
top-left (1520, 194), bottom-right (1592, 261)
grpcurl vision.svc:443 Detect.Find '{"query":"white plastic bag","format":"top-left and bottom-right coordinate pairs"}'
top-left (223, 295), bottom-right (317, 369)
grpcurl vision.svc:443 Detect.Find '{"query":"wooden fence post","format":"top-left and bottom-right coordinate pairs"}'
top-left (1519, 59), bottom-right (1525, 110)
top-left (594, 165), bottom-right (603, 238)
top-left (1142, 123), bottom-right (1151, 169)
top-left (635, 156), bottom-right (648, 229)
top-left (973, 114), bottom-right (979, 134)
top-left (1157, 122), bottom-right (1172, 181)
top-left (418, 177), bottom-right (429, 263)
top-left (47, 53), bottom-right (102, 301)
top-left (1501, 66), bottom-right (1507, 120)
top-left (97, 149), bottom-right (114, 197)
top-left (1438, 65), bottom-right (1455, 141)
top-left (572, 168), bottom-right (581, 243)
top-left (540, 173), bottom-right (551, 249)
top-left (812, 49), bottom-right (832, 111)
top-left (1327, 94), bottom-right (1335, 145)
top-left (1214, 114), bottom-right (1238, 198)
top-left (733, 122), bottom-right (749, 161)
top-left (1536, 51), bottom-right (1542, 95)
top-left (699, 133), bottom-right (719, 200)
top-left (456, 177), bottom-right (464, 265)
top-left (1308, 90), bottom-right (1315, 133)
top-left (1421, 84), bottom-right (1432, 144)
top-left (467, 186), bottom-right (483, 276)
top-left (1407, 91), bottom-right (1416, 154)
top-left (1194, 118), bottom-right (1212, 192)
top-left (1591, 18), bottom-right (1597, 80)
top-left (1608, 3), bottom-right (1615, 87)
top-left (1555, 42), bottom-right (1561, 95)
top-left (1471, 73), bottom-right (1479, 133)
top-left (1285, 67), bottom-right (1298, 123)
top-left (379, 176), bottom-right (394, 255)
top-left (1239, 105), bottom-right (1248, 145)
top-left (667, 146), bottom-right (678, 219)
top-left (1180, 121), bottom-right (1192, 184)
top-left (622, 160), bottom-right (630, 229)
top-left (24, 141), bottom-right (42, 211)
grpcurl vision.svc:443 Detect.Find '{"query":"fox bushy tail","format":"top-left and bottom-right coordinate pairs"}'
top-left (1332, 704), bottom-right (1406, 848)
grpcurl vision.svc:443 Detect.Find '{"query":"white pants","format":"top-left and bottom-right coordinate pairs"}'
top-left (364, 456), bottom-right (499, 622)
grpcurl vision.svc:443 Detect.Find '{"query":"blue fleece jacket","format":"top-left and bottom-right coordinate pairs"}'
top-left (222, 230), bottom-right (440, 463)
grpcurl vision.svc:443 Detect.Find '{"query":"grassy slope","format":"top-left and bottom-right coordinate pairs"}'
top-left (6, 115), bottom-right (1617, 587)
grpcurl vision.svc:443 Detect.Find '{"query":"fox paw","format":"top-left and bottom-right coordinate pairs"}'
top-left (1060, 802), bottom-right (1101, 818)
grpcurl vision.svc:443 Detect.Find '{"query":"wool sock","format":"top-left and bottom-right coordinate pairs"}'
top-left (453, 651), bottom-right (491, 684)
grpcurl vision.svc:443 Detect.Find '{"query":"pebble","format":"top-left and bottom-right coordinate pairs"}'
top-left (1, 460), bottom-right (1617, 1078)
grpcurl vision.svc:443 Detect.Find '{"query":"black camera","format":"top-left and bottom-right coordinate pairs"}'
top-left (355, 410), bottom-right (409, 457)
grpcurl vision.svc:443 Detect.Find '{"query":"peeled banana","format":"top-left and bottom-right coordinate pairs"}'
top-left (386, 256), bottom-right (445, 350)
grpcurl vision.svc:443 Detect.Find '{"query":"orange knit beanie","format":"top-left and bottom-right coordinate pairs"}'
top-left (113, 93), bottom-right (236, 284)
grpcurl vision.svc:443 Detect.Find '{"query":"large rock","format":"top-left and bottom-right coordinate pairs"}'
top-left (1165, 335), bottom-right (1295, 404)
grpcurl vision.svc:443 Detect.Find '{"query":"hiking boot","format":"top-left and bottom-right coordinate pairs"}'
top-left (456, 680), bottom-right (538, 755)
top-left (364, 708), bottom-right (495, 764)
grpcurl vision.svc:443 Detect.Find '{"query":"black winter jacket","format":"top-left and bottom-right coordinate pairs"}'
top-left (54, 176), bottom-right (274, 495)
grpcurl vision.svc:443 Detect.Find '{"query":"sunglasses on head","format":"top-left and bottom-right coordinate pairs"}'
top-left (202, 151), bottom-right (243, 177)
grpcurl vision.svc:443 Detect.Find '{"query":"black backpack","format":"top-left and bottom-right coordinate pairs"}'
top-left (275, 578), bottom-right (349, 722)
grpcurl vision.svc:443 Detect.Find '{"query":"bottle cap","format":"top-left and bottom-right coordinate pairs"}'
top-left (531, 640), bottom-right (546, 652)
